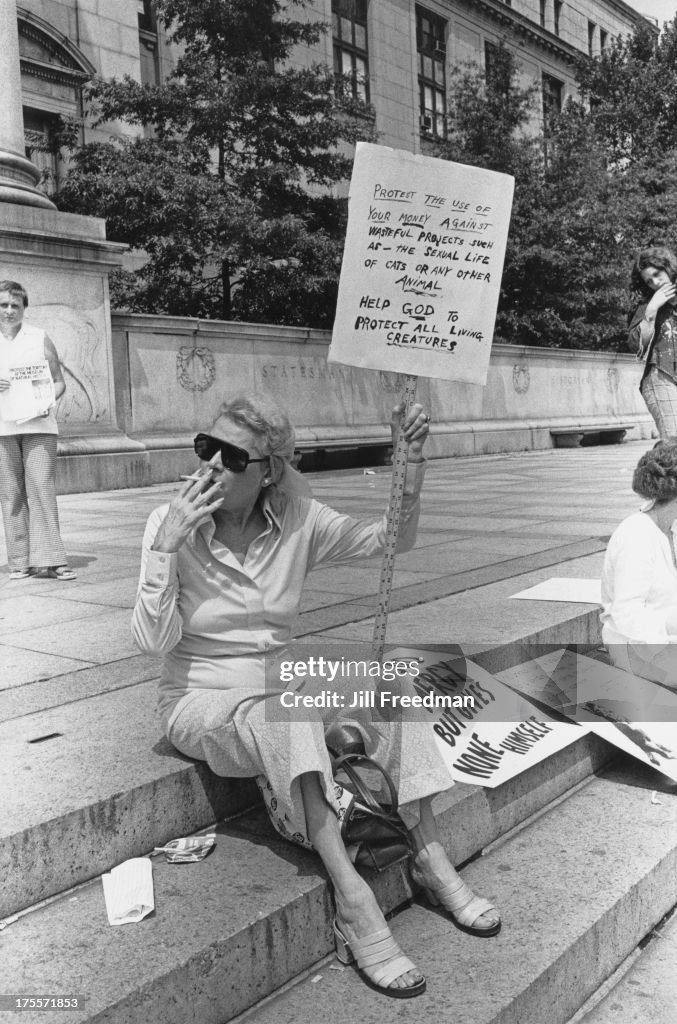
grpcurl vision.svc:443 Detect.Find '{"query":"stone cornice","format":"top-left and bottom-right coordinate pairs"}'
top-left (20, 56), bottom-right (88, 87)
top-left (454, 0), bottom-right (656, 65)
top-left (456, 0), bottom-right (581, 63)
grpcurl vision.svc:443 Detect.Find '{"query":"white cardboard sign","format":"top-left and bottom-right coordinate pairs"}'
top-left (498, 648), bottom-right (677, 783)
top-left (389, 647), bottom-right (585, 788)
top-left (328, 142), bottom-right (514, 384)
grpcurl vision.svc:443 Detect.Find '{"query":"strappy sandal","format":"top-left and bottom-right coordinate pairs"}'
top-left (412, 869), bottom-right (501, 937)
top-left (35, 565), bottom-right (77, 581)
top-left (333, 920), bottom-right (426, 998)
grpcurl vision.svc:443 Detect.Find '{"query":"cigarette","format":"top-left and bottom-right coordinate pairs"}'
top-left (180, 471), bottom-right (204, 481)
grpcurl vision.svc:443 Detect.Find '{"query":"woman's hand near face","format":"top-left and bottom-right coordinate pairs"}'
top-left (647, 281), bottom-right (677, 317)
top-left (391, 401), bottom-right (431, 462)
top-left (151, 471), bottom-right (224, 553)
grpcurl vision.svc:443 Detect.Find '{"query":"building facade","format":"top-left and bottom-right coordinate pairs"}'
top-left (15, 0), bottom-right (650, 196)
top-left (313, 0), bottom-right (652, 148)
top-left (17, 0), bottom-right (170, 193)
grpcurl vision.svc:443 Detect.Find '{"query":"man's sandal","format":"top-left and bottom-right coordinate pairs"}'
top-left (333, 921), bottom-right (426, 998)
top-left (412, 872), bottom-right (501, 937)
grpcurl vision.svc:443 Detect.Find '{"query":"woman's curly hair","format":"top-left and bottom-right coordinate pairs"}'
top-left (633, 440), bottom-right (677, 502)
top-left (214, 392), bottom-right (295, 485)
top-left (630, 247), bottom-right (677, 301)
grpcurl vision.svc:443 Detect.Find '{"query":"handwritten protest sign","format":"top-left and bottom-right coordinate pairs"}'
top-left (328, 142), bottom-right (514, 384)
top-left (497, 648), bottom-right (677, 783)
top-left (389, 647), bottom-right (584, 787)
top-left (0, 360), bottom-right (54, 423)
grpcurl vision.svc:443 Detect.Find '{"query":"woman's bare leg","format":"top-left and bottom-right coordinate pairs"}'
top-left (409, 796), bottom-right (500, 930)
top-left (300, 771), bottom-right (423, 990)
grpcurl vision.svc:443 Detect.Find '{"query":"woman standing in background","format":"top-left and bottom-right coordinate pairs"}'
top-left (0, 280), bottom-right (76, 581)
top-left (628, 246), bottom-right (677, 438)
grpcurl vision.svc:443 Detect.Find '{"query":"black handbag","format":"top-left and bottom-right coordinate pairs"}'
top-left (332, 752), bottom-right (412, 872)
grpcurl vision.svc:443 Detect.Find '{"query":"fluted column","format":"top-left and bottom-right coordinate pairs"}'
top-left (0, 0), bottom-right (55, 209)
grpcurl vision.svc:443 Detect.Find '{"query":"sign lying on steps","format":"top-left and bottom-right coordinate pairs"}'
top-left (388, 646), bottom-right (586, 788)
top-left (498, 648), bottom-right (677, 783)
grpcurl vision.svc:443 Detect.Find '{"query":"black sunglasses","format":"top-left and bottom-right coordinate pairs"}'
top-left (193, 433), bottom-right (269, 473)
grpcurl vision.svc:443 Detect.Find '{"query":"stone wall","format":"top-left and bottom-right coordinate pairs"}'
top-left (50, 312), bottom-right (652, 493)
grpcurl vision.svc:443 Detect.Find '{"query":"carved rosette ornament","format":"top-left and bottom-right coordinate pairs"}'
top-left (177, 346), bottom-right (216, 392)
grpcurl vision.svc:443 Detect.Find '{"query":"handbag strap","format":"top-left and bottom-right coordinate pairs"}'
top-left (332, 752), bottom-right (400, 820)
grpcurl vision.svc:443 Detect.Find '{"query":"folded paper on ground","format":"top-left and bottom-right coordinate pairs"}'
top-left (102, 857), bottom-right (154, 926)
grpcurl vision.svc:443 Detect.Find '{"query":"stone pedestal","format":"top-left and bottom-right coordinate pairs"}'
top-left (0, 203), bottom-right (138, 491)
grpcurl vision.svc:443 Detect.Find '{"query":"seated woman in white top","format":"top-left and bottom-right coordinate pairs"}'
top-left (601, 441), bottom-right (677, 687)
top-left (132, 392), bottom-right (500, 1001)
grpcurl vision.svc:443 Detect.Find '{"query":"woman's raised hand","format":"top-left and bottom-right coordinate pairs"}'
top-left (151, 470), bottom-right (224, 553)
top-left (391, 401), bottom-right (431, 462)
top-left (647, 281), bottom-right (677, 317)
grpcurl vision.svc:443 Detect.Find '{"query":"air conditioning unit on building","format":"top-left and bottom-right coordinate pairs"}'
top-left (420, 114), bottom-right (433, 131)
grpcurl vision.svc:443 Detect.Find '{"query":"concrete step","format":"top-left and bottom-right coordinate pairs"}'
top-left (574, 908), bottom-right (677, 1024)
top-left (235, 758), bottom-right (677, 1024)
top-left (3, 755), bottom-right (674, 1024)
top-left (2, 633), bottom-right (607, 920)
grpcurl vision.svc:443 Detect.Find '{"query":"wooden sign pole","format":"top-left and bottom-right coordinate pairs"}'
top-left (371, 373), bottom-right (418, 663)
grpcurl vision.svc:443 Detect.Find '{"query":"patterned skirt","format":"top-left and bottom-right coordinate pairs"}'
top-left (641, 367), bottom-right (677, 439)
top-left (164, 683), bottom-right (455, 849)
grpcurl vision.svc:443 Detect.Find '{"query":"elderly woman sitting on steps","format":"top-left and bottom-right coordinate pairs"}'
top-left (602, 440), bottom-right (677, 689)
top-left (132, 393), bottom-right (500, 999)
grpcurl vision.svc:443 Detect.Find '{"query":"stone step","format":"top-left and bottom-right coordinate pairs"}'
top-left (234, 759), bottom-right (677, 1024)
top-left (3, 756), bottom-right (674, 1024)
top-left (574, 907), bottom-right (677, 1024)
top-left (0, 679), bottom-right (257, 920)
top-left (2, 628), bottom-right (604, 921)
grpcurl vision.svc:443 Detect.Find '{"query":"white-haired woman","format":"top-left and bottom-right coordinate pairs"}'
top-left (132, 393), bottom-right (500, 999)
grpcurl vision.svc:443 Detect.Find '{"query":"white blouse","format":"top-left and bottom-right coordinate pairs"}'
top-left (132, 462), bottom-right (426, 724)
top-left (601, 510), bottom-right (677, 649)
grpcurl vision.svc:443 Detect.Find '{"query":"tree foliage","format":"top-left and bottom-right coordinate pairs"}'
top-left (436, 23), bottom-right (677, 351)
top-left (576, 19), bottom-right (677, 165)
top-left (58, 6), bottom-right (677, 347)
top-left (57, 0), bottom-right (373, 325)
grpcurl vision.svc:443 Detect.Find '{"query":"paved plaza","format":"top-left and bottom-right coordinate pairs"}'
top-left (0, 439), bottom-right (652, 723)
top-left (4, 437), bottom-right (677, 1024)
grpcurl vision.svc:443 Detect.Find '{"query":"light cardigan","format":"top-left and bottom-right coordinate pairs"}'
top-left (601, 510), bottom-right (677, 652)
top-left (132, 462), bottom-right (426, 725)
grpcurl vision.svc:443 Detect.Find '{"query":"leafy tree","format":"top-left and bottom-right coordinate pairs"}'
top-left (57, 0), bottom-right (373, 325)
top-left (576, 18), bottom-right (677, 165)
top-left (438, 43), bottom-right (540, 176)
top-left (565, 15), bottom-right (677, 346)
top-left (436, 26), bottom-right (677, 352)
